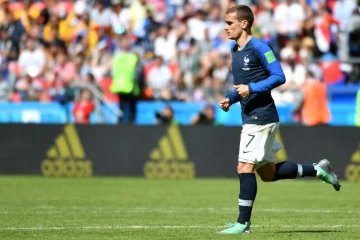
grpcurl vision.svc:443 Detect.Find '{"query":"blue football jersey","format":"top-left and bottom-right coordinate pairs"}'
top-left (226, 37), bottom-right (286, 124)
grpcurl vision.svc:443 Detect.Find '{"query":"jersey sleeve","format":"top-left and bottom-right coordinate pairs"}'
top-left (225, 88), bottom-right (241, 105)
top-left (249, 41), bottom-right (286, 94)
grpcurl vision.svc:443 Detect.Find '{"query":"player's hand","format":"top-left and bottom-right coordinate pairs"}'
top-left (219, 98), bottom-right (231, 112)
top-left (233, 84), bottom-right (250, 98)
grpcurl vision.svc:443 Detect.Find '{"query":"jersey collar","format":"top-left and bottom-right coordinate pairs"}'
top-left (232, 36), bottom-right (252, 53)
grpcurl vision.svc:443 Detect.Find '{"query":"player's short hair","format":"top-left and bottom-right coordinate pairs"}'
top-left (226, 5), bottom-right (254, 30)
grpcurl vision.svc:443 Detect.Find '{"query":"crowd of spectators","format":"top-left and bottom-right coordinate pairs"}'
top-left (0, 0), bottom-right (359, 111)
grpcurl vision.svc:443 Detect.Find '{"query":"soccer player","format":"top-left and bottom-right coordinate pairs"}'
top-left (217, 5), bottom-right (341, 234)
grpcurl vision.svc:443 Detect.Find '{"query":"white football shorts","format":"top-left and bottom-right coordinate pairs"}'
top-left (238, 122), bottom-right (282, 169)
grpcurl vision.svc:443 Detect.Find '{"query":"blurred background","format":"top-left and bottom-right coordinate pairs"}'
top-left (0, 0), bottom-right (359, 126)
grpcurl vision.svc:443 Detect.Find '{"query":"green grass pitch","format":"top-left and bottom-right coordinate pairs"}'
top-left (0, 176), bottom-right (359, 240)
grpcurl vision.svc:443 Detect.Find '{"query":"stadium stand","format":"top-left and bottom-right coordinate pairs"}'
top-left (0, 0), bottom-right (358, 126)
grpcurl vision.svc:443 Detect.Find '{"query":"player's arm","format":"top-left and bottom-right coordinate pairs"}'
top-left (248, 43), bottom-right (286, 94)
top-left (225, 89), bottom-right (241, 105)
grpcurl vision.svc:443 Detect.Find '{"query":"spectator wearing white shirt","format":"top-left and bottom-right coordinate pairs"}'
top-left (187, 10), bottom-right (207, 42)
top-left (206, 5), bottom-right (225, 40)
top-left (18, 38), bottom-right (46, 78)
top-left (147, 56), bottom-right (172, 100)
top-left (333, 0), bottom-right (357, 30)
top-left (110, 0), bottom-right (131, 34)
top-left (154, 25), bottom-right (177, 63)
top-left (274, 0), bottom-right (305, 47)
top-left (90, 0), bottom-right (112, 27)
top-left (333, 0), bottom-right (357, 60)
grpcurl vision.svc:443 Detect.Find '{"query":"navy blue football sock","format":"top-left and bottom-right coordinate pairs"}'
top-left (237, 173), bottom-right (257, 224)
top-left (272, 161), bottom-right (317, 181)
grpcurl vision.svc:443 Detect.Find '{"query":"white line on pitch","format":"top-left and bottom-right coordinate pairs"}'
top-left (1, 225), bottom-right (359, 231)
top-left (0, 208), bottom-right (359, 214)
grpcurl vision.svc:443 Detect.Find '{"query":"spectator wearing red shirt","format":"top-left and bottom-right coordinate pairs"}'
top-left (72, 88), bottom-right (94, 124)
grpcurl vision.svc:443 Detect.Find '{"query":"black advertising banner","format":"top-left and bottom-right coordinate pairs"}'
top-left (0, 124), bottom-right (359, 181)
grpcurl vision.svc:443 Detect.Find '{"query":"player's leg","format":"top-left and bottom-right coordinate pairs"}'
top-left (236, 161), bottom-right (257, 227)
top-left (218, 124), bottom-right (261, 234)
top-left (256, 161), bottom-right (317, 182)
top-left (257, 160), bottom-right (341, 191)
top-left (217, 161), bottom-right (256, 234)
top-left (255, 123), bottom-right (341, 191)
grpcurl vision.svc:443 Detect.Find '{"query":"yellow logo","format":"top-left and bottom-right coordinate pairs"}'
top-left (345, 144), bottom-right (360, 182)
top-left (144, 126), bottom-right (195, 179)
top-left (41, 125), bottom-right (93, 177)
top-left (275, 131), bottom-right (288, 162)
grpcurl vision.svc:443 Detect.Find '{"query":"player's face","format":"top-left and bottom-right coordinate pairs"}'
top-left (224, 13), bottom-right (248, 40)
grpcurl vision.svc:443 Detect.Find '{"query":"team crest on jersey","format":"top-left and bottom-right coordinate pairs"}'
top-left (243, 55), bottom-right (250, 71)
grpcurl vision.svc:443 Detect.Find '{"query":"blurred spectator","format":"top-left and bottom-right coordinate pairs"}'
top-left (53, 51), bottom-right (76, 87)
top-left (130, 0), bottom-right (151, 31)
top-left (15, 73), bottom-right (43, 101)
top-left (333, 0), bottom-right (357, 30)
top-left (333, 0), bottom-right (357, 60)
top-left (191, 104), bottom-right (220, 126)
top-left (319, 53), bottom-right (345, 85)
top-left (347, 8), bottom-right (360, 57)
top-left (191, 75), bottom-right (216, 103)
top-left (154, 24), bottom-right (177, 63)
top-left (39, 0), bottom-right (65, 26)
top-left (1, 8), bottom-right (26, 44)
top-left (60, 0), bottom-right (89, 44)
top-left (42, 14), bottom-right (62, 45)
top-left (146, 55), bottom-right (172, 100)
top-left (134, 8), bottom-right (160, 40)
top-left (313, 1), bottom-right (340, 56)
top-left (13, 0), bottom-right (39, 34)
top-left (187, 9), bottom-right (207, 42)
top-left (0, 0), bottom-right (358, 126)
top-left (206, 5), bottom-right (224, 41)
top-left (90, 37), bottom-right (113, 80)
top-left (0, 26), bottom-right (19, 62)
top-left (256, 0), bottom-right (276, 46)
top-left (110, 36), bottom-right (141, 124)
top-left (197, 28), bottom-right (214, 58)
top-left (110, 0), bottom-right (131, 34)
top-left (292, 70), bottom-right (331, 126)
top-left (0, 74), bottom-right (10, 101)
top-left (91, 0), bottom-right (111, 27)
top-left (299, 37), bottom-right (316, 64)
top-left (155, 105), bottom-right (178, 125)
top-left (212, 55), bottom-right (230, 83)
top-left (18, 37), bottom-right (46, 78)
top-left (177, 40), bottom-right (201, 86)
top-left (72, 88), bottom-right (95, 124)
top-left (274, 0), bottom-right (305, 47)
top-left (171, 73), bottom-right (191, 102)
top-left (0, 0), bottom-right (9, 24)
top-left (272, 44), bottom-right (306, 104)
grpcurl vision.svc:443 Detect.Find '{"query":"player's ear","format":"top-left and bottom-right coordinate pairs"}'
top-left (241, 20), bottom-right (248, 30)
